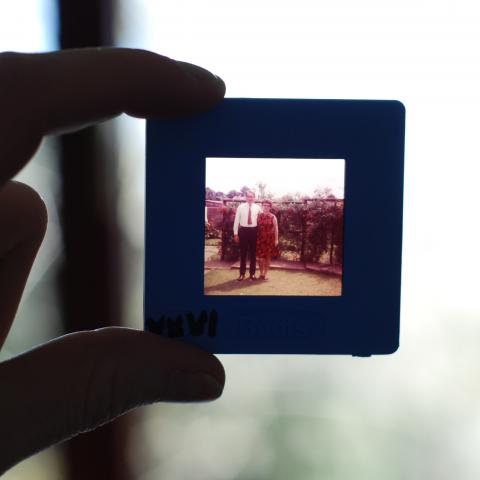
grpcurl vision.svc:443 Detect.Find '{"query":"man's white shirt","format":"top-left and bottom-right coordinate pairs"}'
top-left (233, 202), bottom-right (262, 235)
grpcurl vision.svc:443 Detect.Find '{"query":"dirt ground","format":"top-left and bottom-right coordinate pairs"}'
top-left (204, 268), bottom-right (341, 296)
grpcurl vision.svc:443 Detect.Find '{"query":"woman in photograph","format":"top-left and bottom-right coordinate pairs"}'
top-left (256, 200), bottom-right (279, 280)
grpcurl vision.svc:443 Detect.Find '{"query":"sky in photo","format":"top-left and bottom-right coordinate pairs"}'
top-left (206, 157), bottom-right (345, 198)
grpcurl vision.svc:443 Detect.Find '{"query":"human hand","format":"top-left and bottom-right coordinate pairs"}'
top-left (0, 48), bottom-right (226, 474)
top-left (234, 234), bottom-right (239, 244)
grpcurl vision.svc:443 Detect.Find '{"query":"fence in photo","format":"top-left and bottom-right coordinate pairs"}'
top-left (205, 198), bottom-right (344, 266)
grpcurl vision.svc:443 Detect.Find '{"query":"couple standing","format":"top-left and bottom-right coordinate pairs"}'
top-left (233, 191), bottom-right (279, 281)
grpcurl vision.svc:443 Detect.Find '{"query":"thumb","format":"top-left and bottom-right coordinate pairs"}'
top-left (0, 327), bottom-right (225, 474)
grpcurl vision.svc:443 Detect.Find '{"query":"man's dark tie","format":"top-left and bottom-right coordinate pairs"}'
top-left (248, 205), bottom-right (252, 225)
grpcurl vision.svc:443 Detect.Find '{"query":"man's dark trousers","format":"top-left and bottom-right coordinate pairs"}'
top-left (239, 226), bottom-right (257, 276)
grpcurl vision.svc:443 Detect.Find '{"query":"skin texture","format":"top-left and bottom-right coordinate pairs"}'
top-left (0, 48), bottom-right (226, 474)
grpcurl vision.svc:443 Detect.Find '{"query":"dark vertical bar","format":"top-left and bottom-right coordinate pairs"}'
top-left (300, 201), bottom-right (307, 264)
top-left (56, 1), bottom-right (131, 479)
top-left (329, 220), bottom-right (334, 265)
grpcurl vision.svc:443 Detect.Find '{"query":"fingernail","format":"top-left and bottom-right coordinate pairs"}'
top-left (176, 61), bottom-right (224, 84)
top-left (168, 371), bottom-right (224, 401)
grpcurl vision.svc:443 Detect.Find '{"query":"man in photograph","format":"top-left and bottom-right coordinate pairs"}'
top-left (233, 190), bottom-right (262, 280)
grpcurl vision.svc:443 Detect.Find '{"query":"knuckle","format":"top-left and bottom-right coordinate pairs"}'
top-left (0, 181), bottom-right (48, 244)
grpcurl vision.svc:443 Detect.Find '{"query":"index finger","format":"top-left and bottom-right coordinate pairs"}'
top-left (0, 48), bottom-right (226, 184)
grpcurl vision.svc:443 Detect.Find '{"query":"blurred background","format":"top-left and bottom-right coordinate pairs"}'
top-left (2, 0), bottom-right (480, 478)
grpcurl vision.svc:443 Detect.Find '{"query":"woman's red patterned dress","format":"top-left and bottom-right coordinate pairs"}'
top-left (256, 212), bottom-right (278, 258)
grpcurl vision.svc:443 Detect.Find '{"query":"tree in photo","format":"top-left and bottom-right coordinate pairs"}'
top-left (256, 181), bottom-right (273, 200)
